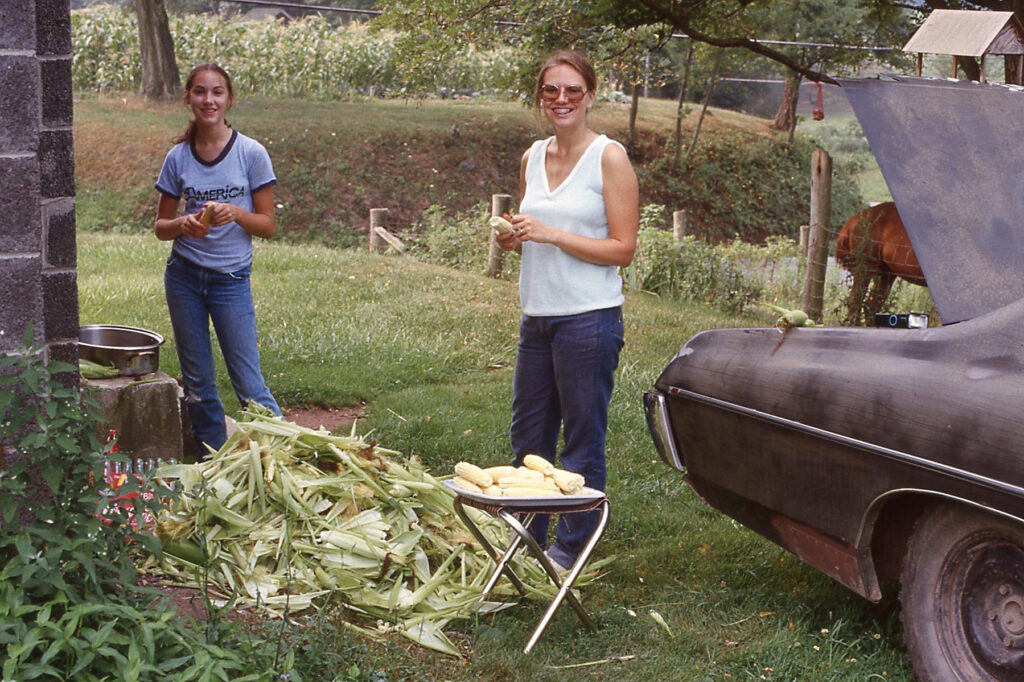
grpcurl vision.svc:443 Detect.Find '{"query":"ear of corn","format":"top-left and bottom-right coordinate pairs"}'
top-left (488, 215), bottom-right (514, 233)
top-left (762, 302), bottom-right (814, 327)
top-left (451, 476), bottom-right (483, 493)
top-left (454, 458), bottom-right (588, 498)
top-left (551, 469), bottom-right (585, 494)
top-left (498, 470), bottom-right (544, 487)
top-left (453, 462), bottom-right (492, 488)
top-left (200, 201), bottom-right (218, 227)
top-left (483, 465), bottom-right (517, 479)
top-left (514, 467), bottom-right (544, 481)
top-left (79, 358), bottom-right (119, 379)
top-left (500, 484), bottom-right (562, 497)
top-left (522, 454), bottom-right (554, 476)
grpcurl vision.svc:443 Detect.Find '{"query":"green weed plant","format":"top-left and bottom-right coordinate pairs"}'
top-left (622, 204), bottom-right (803, 316)
top-left (408, 203), bottom-right (522, 280)
top-left (0, 333), bottom-right (272, 680)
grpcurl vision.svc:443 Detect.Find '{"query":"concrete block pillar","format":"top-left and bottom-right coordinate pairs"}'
top-left (0, 0), bottom-right (78, 365)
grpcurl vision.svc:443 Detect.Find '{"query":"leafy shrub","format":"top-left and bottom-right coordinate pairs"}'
top-left (0, 334), bottom-right (267, 680)
top-left (636, 134), bottom-right (863, 243)
top-left (408, 203), bottom-right (521, 279)
top-left (623, 205), bottom-right (803, 315)
top-left (621, 204), bottom-right (680, 294)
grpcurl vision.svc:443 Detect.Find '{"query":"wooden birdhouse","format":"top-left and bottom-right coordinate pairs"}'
top-left (903, 9), bottom-right (1024, 84)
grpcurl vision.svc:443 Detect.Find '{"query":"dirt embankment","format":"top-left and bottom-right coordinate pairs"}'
top-left (75, 95), bottom-right (807, 243)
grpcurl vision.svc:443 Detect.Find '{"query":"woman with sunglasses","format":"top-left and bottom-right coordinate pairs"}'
top-left (495, 50), bottom-right (639, 572)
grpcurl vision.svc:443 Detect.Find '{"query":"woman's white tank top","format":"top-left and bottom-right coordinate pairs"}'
top-left (518, 134), bottom-right (625, 317)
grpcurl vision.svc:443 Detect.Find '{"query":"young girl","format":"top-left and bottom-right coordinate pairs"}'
top-left (154, 63), bottom-right (281, 458)
top-left (495, 50), bottom-right (639, 571)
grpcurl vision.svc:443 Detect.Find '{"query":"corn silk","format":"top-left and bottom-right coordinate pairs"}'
top-left (142, 408), bottom-right (610, 655)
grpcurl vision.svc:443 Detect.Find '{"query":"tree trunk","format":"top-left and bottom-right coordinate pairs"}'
top-left (628, 84), bottom-right (640, 154)
top-left (957, 56), bottom-right (981, 82)
top-left (673, 44), bottom-right (695, 171)
top-left (771, 69), bottom-right (802, 136)
top-left (683, 48), bottom-right (724, 168)
top-left (1005, 55), bottom-right (1021, 85)
top-left (135, 0), bottom-right (180, 100)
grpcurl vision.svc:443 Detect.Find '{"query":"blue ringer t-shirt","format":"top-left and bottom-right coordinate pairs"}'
top-left (155, 129), bottom-right (276, 273)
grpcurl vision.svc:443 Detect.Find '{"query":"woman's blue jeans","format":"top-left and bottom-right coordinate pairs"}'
top-left (510, 306), bottom-right (623, 568)
top-left (164, 253), bottom-right (280, 457)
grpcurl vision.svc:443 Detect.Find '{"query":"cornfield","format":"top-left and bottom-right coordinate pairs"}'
top-left (71, 8), bottom-right (521, 98)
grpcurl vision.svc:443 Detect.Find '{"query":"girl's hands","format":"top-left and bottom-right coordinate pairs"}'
top-left (180, 211), bottom-right (209, 239)
top-left (182, 202), bottom-right (238, 238)
top-left (201, 201), bottom-right (236, 228)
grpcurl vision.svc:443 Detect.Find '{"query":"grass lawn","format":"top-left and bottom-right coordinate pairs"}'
top-left (78, 233), bottom-right (914, 680)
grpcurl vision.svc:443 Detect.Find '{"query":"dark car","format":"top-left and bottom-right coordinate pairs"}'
top-left (643, 76), bottom-right (1024, 682)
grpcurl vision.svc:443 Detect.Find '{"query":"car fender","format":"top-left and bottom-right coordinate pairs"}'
top-left (856, 488), bottom-right (1024, 601)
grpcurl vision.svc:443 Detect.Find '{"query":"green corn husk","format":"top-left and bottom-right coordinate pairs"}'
top-left (142, 406), bottom-right (612, 655)
top-left (79, 358), bottom-right (120, 379)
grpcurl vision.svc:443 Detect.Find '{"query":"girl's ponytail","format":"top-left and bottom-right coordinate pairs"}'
top-left (173, 120), bottom-right (197, 145)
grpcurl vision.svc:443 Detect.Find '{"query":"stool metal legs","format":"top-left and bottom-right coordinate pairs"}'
top-left (453, 495), bottom-right (610, 654)
top-left (452, 498), bottom-right (529, 595)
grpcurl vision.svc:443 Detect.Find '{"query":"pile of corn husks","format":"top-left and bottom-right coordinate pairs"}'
top-left (143, 409), bottom-right (608, 655)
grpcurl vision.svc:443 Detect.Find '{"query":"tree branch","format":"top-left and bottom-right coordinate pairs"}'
top-left (632, 0), bottom-right (841, 85)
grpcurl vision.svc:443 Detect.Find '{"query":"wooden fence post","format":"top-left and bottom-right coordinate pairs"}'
top-left (801, 150), bottom-right (832, 322)
top-left (487, 193), bottom-right (513, 278)
top-left (672, 210), bottom-right (687, 241)
top-left (369, 208), bottom-right (388, 254)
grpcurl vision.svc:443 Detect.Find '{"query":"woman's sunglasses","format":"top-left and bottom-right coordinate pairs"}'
top-left (539, 84), bottom-right (588, 102)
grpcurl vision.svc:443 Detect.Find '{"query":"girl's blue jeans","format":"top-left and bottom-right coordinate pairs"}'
top-left (510, 306), bottom-right (624, 568)
top-left (164, 253), bottom-right (280, 457)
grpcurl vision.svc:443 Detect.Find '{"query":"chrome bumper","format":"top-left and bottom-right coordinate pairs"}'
top-left (643, 389), bottom-right (685, 472)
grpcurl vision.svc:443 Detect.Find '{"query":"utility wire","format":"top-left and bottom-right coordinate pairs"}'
top-left (221, 0), bottom-right (380, 16)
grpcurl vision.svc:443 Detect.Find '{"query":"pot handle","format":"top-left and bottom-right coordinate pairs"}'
top-left (127, 351), bottom-right (156, 370)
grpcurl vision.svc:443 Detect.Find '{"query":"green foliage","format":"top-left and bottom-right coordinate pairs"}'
top-left (408, 203), bottom-right (521, 279)
top-left (376, 0), bottom-right (688, 100)
top-left (72, 8), bottom-right (521, 97)
top-left (71, 5), bottom-right (138, 91)
top-left (743, 0), bottom-right (914, 75)
top-left (638, 132), bottom-right (862, 242)
top-left (624, 207), bottom-right (803, 315)
top-left (0, 337), bottom-right (267, 680)
top-left (600, 0), bottom-right (916, 77)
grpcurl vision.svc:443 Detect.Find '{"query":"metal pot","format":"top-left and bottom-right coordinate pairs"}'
top-left (79, 325), bottom-right (165, 377)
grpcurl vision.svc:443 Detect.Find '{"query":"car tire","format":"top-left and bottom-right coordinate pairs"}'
top-left (900, 503), bottom-right (1024, 682)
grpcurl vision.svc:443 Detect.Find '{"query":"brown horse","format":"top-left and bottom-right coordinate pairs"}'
top-left (835, 201), bottom-right (927, 325)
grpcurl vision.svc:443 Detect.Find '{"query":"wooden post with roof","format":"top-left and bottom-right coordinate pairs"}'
top-left (903, 9), bottom-right (1024, 84)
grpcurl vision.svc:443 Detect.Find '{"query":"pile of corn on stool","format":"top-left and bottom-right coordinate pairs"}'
top-left (447, 457), bottom-right (610, 653)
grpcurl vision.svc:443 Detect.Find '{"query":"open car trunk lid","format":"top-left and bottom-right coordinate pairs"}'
top-left (838, 75), bottom-right (1024, 324)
